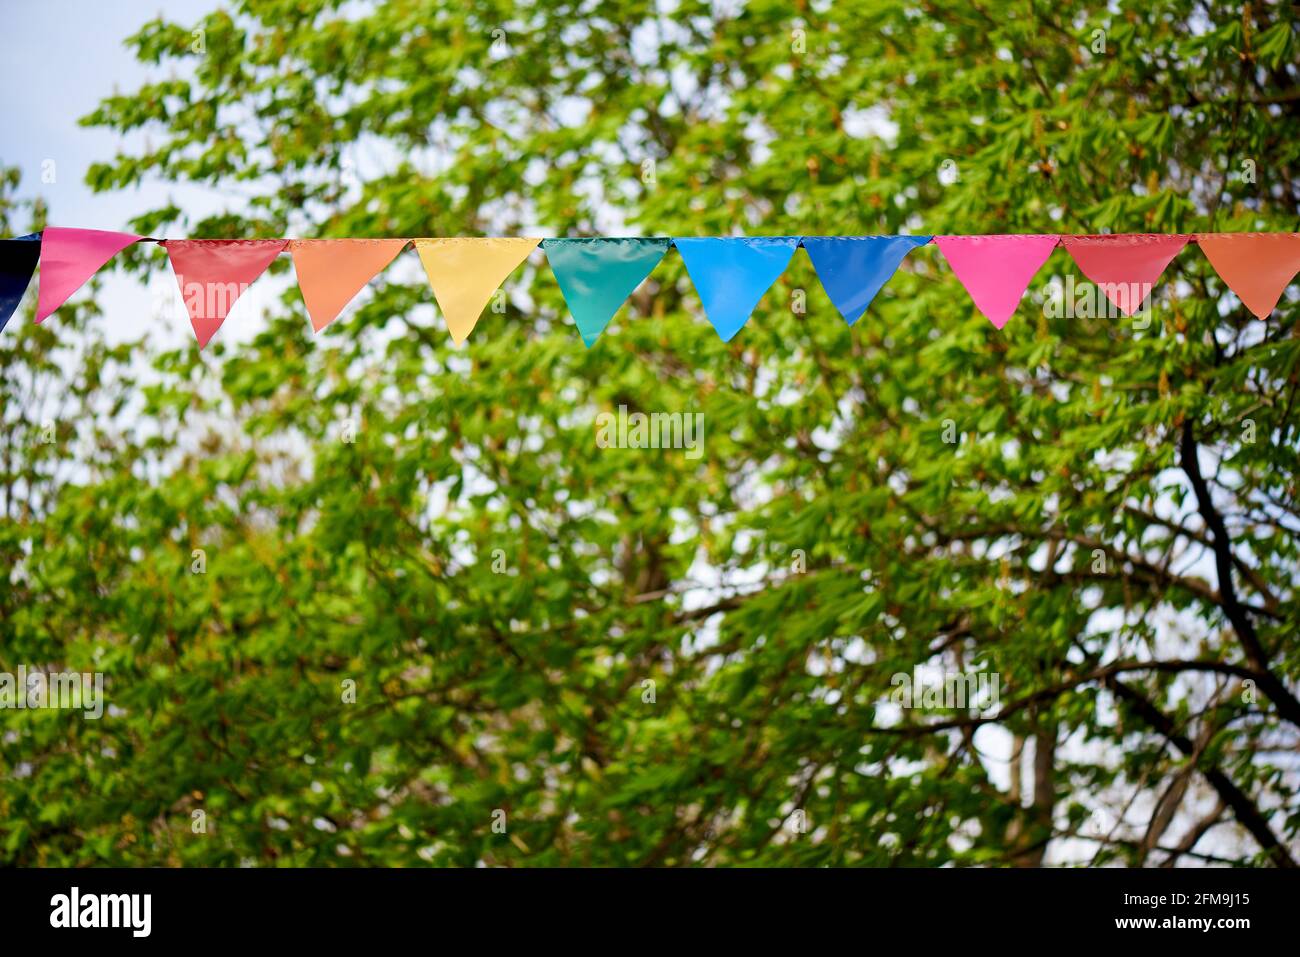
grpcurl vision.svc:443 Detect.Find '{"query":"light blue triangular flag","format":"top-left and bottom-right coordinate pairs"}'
top-left (674, 237), bottom-right (799, 341)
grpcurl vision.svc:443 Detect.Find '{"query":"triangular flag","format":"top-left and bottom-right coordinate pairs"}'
top-left (674, 237), bottom-right (799, 341)
top-left (35, 226), bottom-right (142, 322)
top-left (291, 239), bottom-right (408, 332)
top-left (934, 235), bottom-right (1059, 328)
top-left (802, 236), bottom-right (932, 325)
top-left (1, 233), bottom-right (41, 333)
top-left (162, 239), bottom-right (288, 348)
top-left (1198, 233), bottom-right (1300, 319)
top-left (414, 238), bottom-right (541, 344)
top-left (542, 237), bottom-right (669, 346)
top-left (1063, 234), bottom-right (1187, 315)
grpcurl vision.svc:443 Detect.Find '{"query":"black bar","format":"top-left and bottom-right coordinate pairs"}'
top-left (0, 866), bottom-right (1289, 943)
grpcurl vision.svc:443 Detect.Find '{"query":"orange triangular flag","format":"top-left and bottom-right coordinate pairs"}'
top-left (413, 238), bottom-right (540, 343)
top-left (1198, 233), bottom-right (1300, 318)
top-left (291, 239), bottom-right (408, 332)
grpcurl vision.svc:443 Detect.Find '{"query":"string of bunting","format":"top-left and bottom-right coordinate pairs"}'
top-left (1, 228), bottom-right (1298, 347)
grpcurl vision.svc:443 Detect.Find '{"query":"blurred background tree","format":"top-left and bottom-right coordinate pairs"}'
top-left (2, 0), bottom-right (1298, 866)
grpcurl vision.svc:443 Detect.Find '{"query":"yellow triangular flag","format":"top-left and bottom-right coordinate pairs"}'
top-left (414, 237), bottom-right (541, 343)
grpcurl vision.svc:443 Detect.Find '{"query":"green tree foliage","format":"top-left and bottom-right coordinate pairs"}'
top-left (2, 0), bottom-right (1298, 866)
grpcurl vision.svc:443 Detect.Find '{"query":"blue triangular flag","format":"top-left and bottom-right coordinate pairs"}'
top-left (543, 237), bottom-right (669, 346)
top-left (802, 235), bottom-right (931, 325)
top-left (1, 233), bottom-right (42, 333)
top-left (674, 237), bottom-right (799, 341)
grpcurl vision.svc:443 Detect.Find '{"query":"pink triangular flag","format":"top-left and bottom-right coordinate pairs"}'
top-left (162, 240), bottom-right (288, 348)
top-left (35, 226), bottom-right (143, 322)
top-left (935, 235), bottom-right (1059, 328)
top-left (1063, 235), bottom-right (1187, 315)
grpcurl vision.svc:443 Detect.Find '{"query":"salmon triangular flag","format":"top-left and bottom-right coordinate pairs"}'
top-left (291, 239), bottom-right (408, 332)
top-left (1198, 233), bottom-right (1300, 319)
top-left (162, 239), bottom-right (288, 348)
top-left (414, 238), bottom-right (540, 344)
top-left (35, 226), bottom-right (142, 322)
top-left (934, 235), bottom-right (1059, 328)
top-left (1063, 234), bottom-right (1187, 315)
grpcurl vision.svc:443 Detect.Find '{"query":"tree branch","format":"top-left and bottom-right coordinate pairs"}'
top-left (1180, 420), bottom-right (1300, 728)
top-left (1105, 675), bottom-right (1296, 868)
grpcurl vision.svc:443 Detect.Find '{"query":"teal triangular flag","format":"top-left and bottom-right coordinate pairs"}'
top-left (674, 237), bottom-right (799, 341)
top-left (543, 237), bottom-right (670, 346)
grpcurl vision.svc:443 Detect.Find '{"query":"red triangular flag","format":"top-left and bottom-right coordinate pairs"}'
top-left (1198, 233), bottom-right (1300, 319)
top-left (162, 240), bottom-right (288, 347)
top-left (290, 239), bottom-right (408, 332)
top-left (35, 227), bottom-right (143, 322)
top-left (1063, 235), bottom-right (1187, 315)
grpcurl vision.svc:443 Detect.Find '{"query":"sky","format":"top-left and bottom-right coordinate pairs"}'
top-left (2, 1), bottom-right (221, 227)
top-left (1, 0), bottom-right (251, 346)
